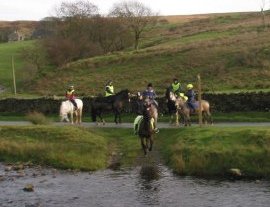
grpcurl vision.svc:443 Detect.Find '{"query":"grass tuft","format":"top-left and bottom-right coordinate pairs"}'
top-left (26, 111), bottom-right (51, 125)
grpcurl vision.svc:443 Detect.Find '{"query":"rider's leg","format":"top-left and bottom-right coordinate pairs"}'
top-left (70, 99), bottom-right (78, 110)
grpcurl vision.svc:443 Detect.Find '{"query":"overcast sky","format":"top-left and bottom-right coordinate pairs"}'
top-left (0, 0), bottom-right (266, 21)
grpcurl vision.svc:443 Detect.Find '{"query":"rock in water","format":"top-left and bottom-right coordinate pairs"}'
top-left (229, 168), bottom-right (242, 177)
top-left (23, 184), bottom-right (34, 192)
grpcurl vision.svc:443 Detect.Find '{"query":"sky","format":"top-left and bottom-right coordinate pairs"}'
top-left (0, 0), bottom-right (266, 21)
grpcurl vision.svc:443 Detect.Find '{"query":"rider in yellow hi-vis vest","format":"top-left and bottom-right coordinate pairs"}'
top-left (170, 78), bottom-right (182, 97)
top-left (105, 80), bottom-right (114, 97)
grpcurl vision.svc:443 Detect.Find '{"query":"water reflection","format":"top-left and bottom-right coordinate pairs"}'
top-left (136, 163), bottom-right (162, 206)
top-left (1, 163), bottom-right (270, 207)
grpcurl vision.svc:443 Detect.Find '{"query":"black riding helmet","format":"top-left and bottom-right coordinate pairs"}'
top-left (173, 78), bottom-right (178, 83)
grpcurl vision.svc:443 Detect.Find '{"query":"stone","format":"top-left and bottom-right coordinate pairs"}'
top-left (23, 184), bottom-right (34, 192)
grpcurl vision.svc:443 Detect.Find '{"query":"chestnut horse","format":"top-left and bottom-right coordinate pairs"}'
top-left (170, 92), bottom-right (213, 126)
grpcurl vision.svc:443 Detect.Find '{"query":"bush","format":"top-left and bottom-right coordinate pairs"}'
top-left (26, 111), bottom-right (51, 125)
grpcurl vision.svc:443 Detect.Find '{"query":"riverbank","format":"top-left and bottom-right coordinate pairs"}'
top-left (158, 127), bottom-right (270, 179)
top-left (0, 125), bottom-right (270, 179)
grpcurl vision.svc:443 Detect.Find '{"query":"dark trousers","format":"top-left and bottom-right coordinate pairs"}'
top-left (70, 99), bottom-right (78, 109)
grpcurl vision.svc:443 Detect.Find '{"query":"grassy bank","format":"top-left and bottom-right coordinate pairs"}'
top-left (1, 125), bottom-right (270, 179)
top-left (0, 126), bottom-right (108, 171)
top-left (0, 126), bottom-right (141, 170)
top-left (157, 127), bottom-right (270, 178)
top-left (1, 111), bottom-right (270, 122)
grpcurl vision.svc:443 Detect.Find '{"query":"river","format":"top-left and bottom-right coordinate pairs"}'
top-left (0, 163), bottom-right (270, 207)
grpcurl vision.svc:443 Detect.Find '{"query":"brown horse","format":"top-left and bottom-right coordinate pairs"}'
top-left (138, 101), bottom-right (156, 155)
top-left (91, 89), bottom-right (130, 124)
top-left (170, 92), bottom-right (213, 126)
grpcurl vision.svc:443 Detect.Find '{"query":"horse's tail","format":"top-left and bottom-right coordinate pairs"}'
top-left (91, 102), bottom-right (97, 122)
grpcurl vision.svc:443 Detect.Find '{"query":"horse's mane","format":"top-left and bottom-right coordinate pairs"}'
top-left (165, 87), bottom-right (171, 99)
top-left (115, 89), bottom-right (129, 96)
top-left (94, 89), bottom-right (129, 103)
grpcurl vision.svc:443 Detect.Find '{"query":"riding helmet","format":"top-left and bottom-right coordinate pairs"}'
top-left (187, 84), bottom-right (193, 89)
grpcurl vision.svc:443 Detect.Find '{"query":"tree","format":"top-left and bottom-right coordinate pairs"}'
top-left (109, 0), bottom-right (158, 50)
top-left (93, 17), bottom-right (133, 53)
top-left (42, 0), bottom-right (102, 66)
top-left (260, 0), bottom-right (266, 28)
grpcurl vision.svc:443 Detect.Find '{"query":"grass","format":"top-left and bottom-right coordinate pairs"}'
top-left (0, 126), bottom-right (108, 171)
top-left (1, 111), bottom-right (270, 122)
top-left (1, 125), bottom-right (270, 179)
top-left (1, 12), bottom-right (270, 96)
top-left (26, 111), bottom-right (51, 125)
top-left (157, 127), bottom-right (270, 178)
top-left (0, 40), bottom-right (35, 92)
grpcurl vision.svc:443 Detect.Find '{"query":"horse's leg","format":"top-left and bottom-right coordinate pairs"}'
top-left (141, 137), bottom-right (147, 155)
top-left (206, 110), bottom-right (213, 125)
top-left (175, 111), bottom-right (179, 126)
top-left (149, 136), bottom-right (153, 151)
top-left (202, 111), bottom-right (207, 125)
top-left (170, 114), bottom-right (174, 125)
top-left (70, 112), bottom-right (74, 124)
top-left (80, 109), bottom-right (83, 124)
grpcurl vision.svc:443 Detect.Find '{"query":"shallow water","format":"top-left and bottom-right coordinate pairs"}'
top-left (0, 163), bottom-right (270, 207)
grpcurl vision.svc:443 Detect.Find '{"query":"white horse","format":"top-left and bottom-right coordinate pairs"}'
top-left (59, 99), bottom-right (83, 124)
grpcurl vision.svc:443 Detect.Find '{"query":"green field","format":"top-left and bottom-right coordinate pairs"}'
top-left (1, 125), bottom-right (270, 178)
top-left (0, 40), bottom-right (35, 92)
top-left (0, 12), bottom-right (270, 96)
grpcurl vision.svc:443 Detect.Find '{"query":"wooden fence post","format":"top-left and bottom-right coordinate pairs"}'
top-left (197, 74), bottom-right (202, 127)
top-left (12, 55), bottom-right (17, 95)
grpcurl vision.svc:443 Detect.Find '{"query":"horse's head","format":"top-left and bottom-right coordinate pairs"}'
top-left (59, 101), bottom-right (70, 122)
top-left (169, 91), bottom-right (176, 101)
top-left (174, 97), bottom-right (185, 109)
top-left (116, 89), bottom-right (131, 102)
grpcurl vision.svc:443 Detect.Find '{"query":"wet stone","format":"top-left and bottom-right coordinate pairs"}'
top-left (23, 184), bottom-right (34, 192)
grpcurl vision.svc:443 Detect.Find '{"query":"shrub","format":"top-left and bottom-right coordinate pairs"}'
top-left (26, 111), bottom-right (51, 125)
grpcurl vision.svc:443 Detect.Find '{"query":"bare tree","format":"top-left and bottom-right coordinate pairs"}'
top-left (260, 0), bottom-right (266, 28)
top-left (43, 0), bottom-right (102, 66)
top-left (55, 0), bottom-right (99, 18)
top-left (109, 0), bottom-right (158, 50)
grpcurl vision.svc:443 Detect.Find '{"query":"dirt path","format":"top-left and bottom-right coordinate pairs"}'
top-left (1, 121), bottom-right (270, 128)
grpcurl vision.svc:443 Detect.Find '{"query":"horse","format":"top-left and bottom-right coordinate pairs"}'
top-left (165, 88), bottom-right (180, 126)
top-left (91, 89), bottom-right (130, 124)
top-left (137, 102), bottom-right (155, 156)
top-left (59, 99), bottom-right (83, 124)
top-left (170, 92), bottom-right (213, 126)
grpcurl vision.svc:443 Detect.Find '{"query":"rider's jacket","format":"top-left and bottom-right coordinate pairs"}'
top-left (186, 89), bottom-right (195, 103)
top-left (142, 89), bottom-right (156, 100)
top-left (66, 89), bottom-right (75, 100)
top-left (105, 85), bottom-right (114, 97)
top-left (171, 82), bottom-right (181, 93)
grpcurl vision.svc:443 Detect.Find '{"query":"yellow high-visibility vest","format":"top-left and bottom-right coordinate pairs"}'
top-left (105, 85), bottom-right (114, 97)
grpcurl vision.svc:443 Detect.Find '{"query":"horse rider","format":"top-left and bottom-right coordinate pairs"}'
top-left (66, 85), bottom-right (78, 110)
top-left (142, 83), bottom-right (158, 108)
top-left (186, 83), bottom-right (196, 113)
top-left (105, 80), bottom-right (115, 97)
top-left (133, 92), bottom-right (144, 135)
top-left (142, 83), bottom-right (159, 133)
top-left (169, 78), bottom-right (182, 97)
top-left (135, 92), bottom-right (144, 115)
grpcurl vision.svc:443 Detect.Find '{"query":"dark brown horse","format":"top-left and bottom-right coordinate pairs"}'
top-left (91, 89), bottom-right (130, 124)
top-left (138, 101), bottom-right (155, 155)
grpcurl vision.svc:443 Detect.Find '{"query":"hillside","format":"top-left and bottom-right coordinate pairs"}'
top-left (1, 12), bottom-right (270, 96)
